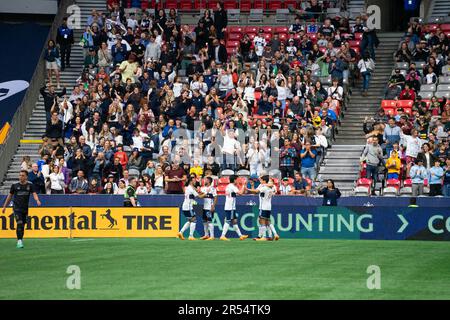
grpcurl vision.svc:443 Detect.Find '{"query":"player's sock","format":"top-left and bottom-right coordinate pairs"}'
top-left (233, 224), bottom-right (242, 237)
top-left (269, 224), bottom-right (278, 236)
top-left (208, 223), bottom-right (214, 238)
top-left (180, 221), bottom-right (190, 234)
top-left (260, 225), bottom-right (267, 238)
top-left (258, 225), bottom-right (264, 238)
top-left (221, 222), bottom-right (230, 237)
top-left (16, 222), bottom-right (24, 240)
top-left (203, 223), bottom-right (209, 237)
top-left (189, 222), bottom-right (197, 237)
top-left (267, 227), bottom-right (273, 238)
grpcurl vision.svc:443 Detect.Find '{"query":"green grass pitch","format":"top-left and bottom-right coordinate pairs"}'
top-left (1, 238), bottom-right (450, 299)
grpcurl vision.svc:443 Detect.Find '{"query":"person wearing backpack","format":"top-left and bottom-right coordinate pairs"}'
top-left (358, 51), bottom-right (375, 96)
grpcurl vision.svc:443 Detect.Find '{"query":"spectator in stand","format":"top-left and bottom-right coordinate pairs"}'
top-left (444, 158), bottom-right (450, 197)
top-left (44, 111), bottom-right (64, 146)
top-left (56, 17), bottom-right (74, 71)
top-left (28, 163), bottom-right (45, 194)
top-left (165, 161), bottom-right (186, 194)
top-left (399, 83), bottom-right (416, 101)
top-left (360, 137), bottom-right (384, 195)
top-left (279, 139), bottom-right (297, 178)
top-left (44, 40), bottom-right (61, 88)
top-left (429, 160), bottom-right (444, 196)
top-left (384, 118), bottom-right (402, 156)
top-left (69, 170), bottom-right (88, 194)
top-left (290, 172), bottom-right (308, 196)
top-left (279, 177), bottom-right (293, 195)
top-left (300, 141), bottom-right (317, 182)
top-left (385, 150), bottom-right (401, 180)
top-left (409, 158), bottom-right (427, 197)
top-left (417, 143), bottom-right (437, 170)
top-left (358, 51), bottom-right (375, 96)
top-left (213, 2), bottom-right (227, 41)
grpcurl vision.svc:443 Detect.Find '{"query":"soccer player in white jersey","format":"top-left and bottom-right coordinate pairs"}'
top-left (247, 176), bottom-right (279, 241)
top-left (177, 177), bottom-right (206, 240)
top-left (200, 177), bottom-right (217, 240)
top-left (220, 175), bottom-right (249, 241)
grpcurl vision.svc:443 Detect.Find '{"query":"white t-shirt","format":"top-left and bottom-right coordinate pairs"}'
top-left (279, 184), bottom-right (292, 195)
top-left (182, 185), bottom-right (199, 211)
top-left (201, 185), bottom-right (217, 210)
top-left (257, 184), bottom-right (276, 211)
top-left (253, 36), bottom-right (267, 56)
top-left (224, 183), bottom-right (239, 211)
top-left (402, 135), bottom-right (425, 158)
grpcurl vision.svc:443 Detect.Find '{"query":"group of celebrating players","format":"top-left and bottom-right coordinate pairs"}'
top-left (178, 175), bottom-right (280, 241)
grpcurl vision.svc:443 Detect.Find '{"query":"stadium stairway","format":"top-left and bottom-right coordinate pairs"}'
top-left (317, 32), bottom-right (404, 195)
top-left (0, 0), bottom-right (106, 194)
top-left (428, 0), bottom-right (450, 21)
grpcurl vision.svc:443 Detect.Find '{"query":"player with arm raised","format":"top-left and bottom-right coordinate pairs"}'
top-left (2, 170), bottom-right (41, 248)
top-left (177, 176), bottom-right (206, 240)
top-left (220, 175), bottom-right (249, 241)
top-left (246, 175), bottom-right (279, 241)
top-left (200, 177), bottom-right (218, 240)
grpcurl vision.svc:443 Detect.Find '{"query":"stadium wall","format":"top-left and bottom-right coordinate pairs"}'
top-left (1, 196), bottom-right (450, 240)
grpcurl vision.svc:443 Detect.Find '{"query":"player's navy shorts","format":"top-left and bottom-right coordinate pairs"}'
top-left (182, 209), bottom-right (196, 219)
top-left (13, 210), bottom-right (28, 224)
top-left (225, 210), bottom-right (238, 221)
top-left (202, 209), bottom-right (213, 222)
top-left (259, 210), bottom-right (271, 219)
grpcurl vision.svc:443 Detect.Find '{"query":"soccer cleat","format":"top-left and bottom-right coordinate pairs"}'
top-left (200, 235), bottom-right (210, 240)
top-left (255, 237), bottom-right (268, 241)
top-left (239, 235), bottom-right (249, 240)
top-left (220, 236), bottom-right (230, 241)
top-left (274, 235), bottom-right (280, 241)
top-left (188, 236), bottom-right (197, 241)
top-left (266, 237), bottom-right (273, 241)
top-left (205, 237), bottom-right (215, 241)
top-left (16, 241), bottom-right (24, 249)
top-left (177, 232), bottom-right (185, 240)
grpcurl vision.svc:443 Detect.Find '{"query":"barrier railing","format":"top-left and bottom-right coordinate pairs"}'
top-left (0, 0), bottom-right (75, 186)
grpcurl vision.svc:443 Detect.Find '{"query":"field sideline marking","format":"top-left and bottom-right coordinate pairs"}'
top-left (70, 239), bottom-right (96, 242)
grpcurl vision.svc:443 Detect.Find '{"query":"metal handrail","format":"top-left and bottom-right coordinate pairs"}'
top-left (0, 0), bottom-right (75, 185)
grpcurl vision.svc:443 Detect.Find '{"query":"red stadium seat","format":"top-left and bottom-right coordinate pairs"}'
top-left (351, 46), bottom-right (360, 55)
top-left (279, 33), bottom-right (288, 41)
top-left (275, 26), bottom-right (288, 33)
top-left (223, 0), bottom-right (236, 9)
top-left (386, 179), bottom-right (401, 188)
top-left (348, 40), bottom-right (360, 47)
top-left (180, 2), bottom-right (192, 10)
top-left (165, 0), bottom-right (178, 9)
top-left (354, 33), bottom-right (363, 40)
top-left (193, 1), bottom-right (206, 9)
top-left (253, 1), bottom-right (266, 9)
top-left (262, 33), bottom-right (272, 40)
top-left (397, 100), bottom-right (413, 108)
top-left (440, 24), bottom-right (450, 31)
top-left (403, 179), bottom-right (412, 187)
top-left (240, 0), bottom-right (252, 11)
top-left (384, 107), bottom-right (396, 116)
top-left (381, 100), bottom-right (397, 108)
top-left (261, 26), bottom-right (273, 34)
top-left (357, 178), bottom-right (372, 187)
top-left (319, 46), bottom-right (326, 53)
top-left (245, 26), bottom-right (259, 34)
top-left (228, 33), bottom-right (242, 41)
top-left (207, 0), bottom-right (219, 9)
top-left (236, 177), bottom-right (248, 186)
top-left (268, 0), bottom-right (282, 10)
top-left (426, 24), bottom-right (439, 31)
top-left (228, 26), bottom-right (243, 34)
top-left (284, 0), bottom-right (298, 9)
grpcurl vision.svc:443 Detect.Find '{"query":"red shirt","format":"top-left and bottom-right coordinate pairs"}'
top-left (114, 151), bottom-right (128, 169)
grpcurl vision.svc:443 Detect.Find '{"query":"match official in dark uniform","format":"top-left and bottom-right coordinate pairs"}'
top-left (123, 177), bottom-right (138, 207)
top-left (2, 170), bottom-right (41, 248)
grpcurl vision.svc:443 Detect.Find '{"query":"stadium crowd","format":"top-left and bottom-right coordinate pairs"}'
top-left (360, 18), bottom-right (450, 197)
top-left (31, 0), bottom-right (379, 195)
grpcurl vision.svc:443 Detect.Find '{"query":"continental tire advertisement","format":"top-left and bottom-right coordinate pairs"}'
top-left (0, 207), bottom-right (179, 238)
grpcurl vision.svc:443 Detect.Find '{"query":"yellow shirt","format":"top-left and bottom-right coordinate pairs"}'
top-left (386, 157), bottom-right (401, 174)
top-left (190, 166), bottom-right (203, 177)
